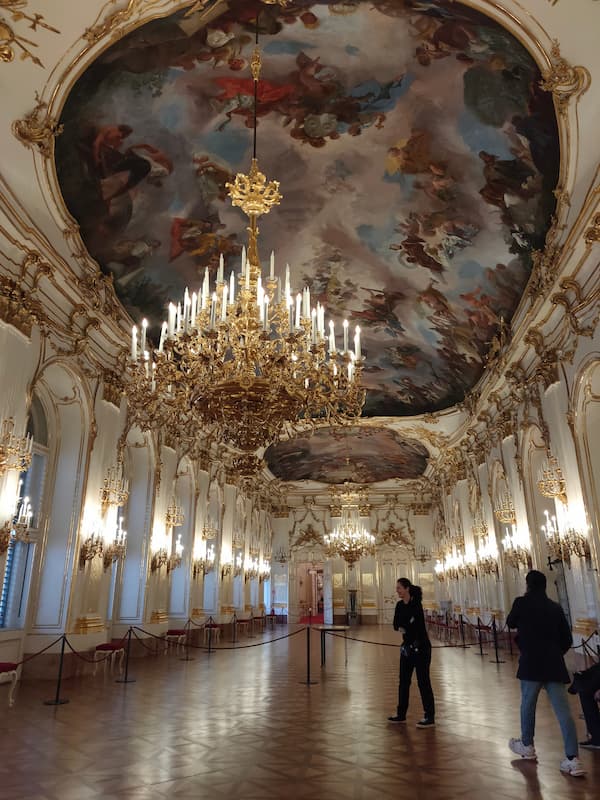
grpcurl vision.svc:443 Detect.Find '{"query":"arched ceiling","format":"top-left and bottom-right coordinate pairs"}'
top-left (55, 0), bottom-right (560, 432)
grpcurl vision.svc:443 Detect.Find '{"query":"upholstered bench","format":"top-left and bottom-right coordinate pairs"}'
top-left (0, 662), bottom-right (18, 707)
top-left (165, 628), bottom-right (188, 652)
top-left (203, 623), bottom-right (221, 645)
top-left (93, 642), bottom-right (125, 675)
top-left (236, 617), bottom-right (252, 637)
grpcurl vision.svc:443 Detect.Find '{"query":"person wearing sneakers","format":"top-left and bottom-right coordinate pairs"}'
top-left (506, 569), bottom-right (585, 777)
top-left (388, 578), bottom-right (435, 728)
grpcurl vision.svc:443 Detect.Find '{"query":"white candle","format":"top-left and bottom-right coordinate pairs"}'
top-left (221, 286), bottom-right (228, 321)
top-left (168, 303), bottom-right (176, 337)
top-left (245, 260), bottom-right (250, 290)
top-left (311, 308), bottom-right (317, 344)
top-left (306, 286), bottom-right (311, 316)
top-left (131, 325), bottom-right (138, 361)
top-left (176, 302), bottom-right (182, 333)
top-left (295, 293), bottom-right (301, 328)
top-left (270, 250), bottom-right (275, 279)
top-left (151, 362), bottom-right (156, 393)
top-left (183, 294), bottom-right (190, 333)
top-left (343, 319), bottom-right (349, 353)
top-left (348, 360), bottom-right (354, 382)
top-left (140, 318), bottom-right (147, 353)
top-left (241, 246), bottom-right (246, 275)
top-left (210, 292), bottom-right (217, 329)
top-left (288, 296), bottom-right (293, 334)
top-left (144, 350), bottom-right (149, 378)
top-left (158, 321), bottom-right (167, 352)
top-left (218, 253), bottom-right (224, 284)
top-left (329, 320), bottom-right (335, 352)
top-left (285, 264), bottom-right (290, 298)
top-left (354, 325), bottom-right (361, 359)
top-left (191, 292), bottom-right (197, 328)
top-left (264, 296), bottom-right (269, 332)
top-left (257, 275), bottom-right (263, 307)
top-left (229, 271), bottom-right (235, 305)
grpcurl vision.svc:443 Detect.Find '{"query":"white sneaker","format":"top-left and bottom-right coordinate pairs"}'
top-left (559, 757), bottom-right (586, 777)
top-left (509, 738), bottom-right (537, 760)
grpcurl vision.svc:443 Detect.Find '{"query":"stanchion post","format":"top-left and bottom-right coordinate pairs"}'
top-left (180, 619), bottom-right (195, 662)
top-left (116, 627), bottom-right (136, 683)
top-left (232, 612), bottom-right (237, 644)
top-left (490, 617), bottom-right (505, 664)
top-left (207, 624), bottom-right (213, 655)
top-left (475, 617), bottom-right (487, 657)
top-left (459, 615), bottom-right (467, 648)
top-left (300, 625), bottom-right (317, 685)
top-left (507, 625), bottom-right (514, 657)
top-left (44, 634), bottom-right (69, 705)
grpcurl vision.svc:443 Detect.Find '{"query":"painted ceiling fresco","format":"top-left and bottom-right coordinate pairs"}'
top-left (56, 0), bottom-right (559, 418)
top-left (265, 426), bottom-right (429, 483)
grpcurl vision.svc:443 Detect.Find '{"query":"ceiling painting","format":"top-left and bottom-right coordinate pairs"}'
top-left (55, 0), bottom-right (559, 417)
top-left (264, 426), bottom-right (429, 483)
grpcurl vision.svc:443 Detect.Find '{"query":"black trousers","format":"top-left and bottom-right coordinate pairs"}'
top-left (397, 644), bottom-right (435, 720)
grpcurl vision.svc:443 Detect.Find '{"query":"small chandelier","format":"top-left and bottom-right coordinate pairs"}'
top-left (273, 545), bottom-right (289, 564)
top-left (103, 515), bottom-right (127, 571)
top-left (494, 491), bottom-right (516, 525)
top-left (125, 22), bottom-right (365, 475)
top-left (201, 518), bottom-right (217, 540)
top-left (501, 524), bottom-right (531, 570)
top-left (324, 503), bottom-right (375, 568)
top-left (245, 557), bottom-right (259, 582)
top-left (99, 461), bottom-right (129, 512)
top-left (541, 508), bottom-right (590, 564)
top-left (165, 496), bottom-right (184, 528)
top-left (0, 417), bottom-right (32, 477)
top-left (477, 535), bottom-right (499, 576)
top-left (414, 545), bottom-right (431, 564)
top-left (537, 452), bottom-right (567, 504)
top-left (193, 543), bottom-right (215, 579)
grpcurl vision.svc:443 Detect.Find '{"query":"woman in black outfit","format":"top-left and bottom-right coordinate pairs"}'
top-left (388, 577), bottom-right (435, 727)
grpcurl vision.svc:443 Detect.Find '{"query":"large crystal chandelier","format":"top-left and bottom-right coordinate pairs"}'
top-left (324, 503), bottom-right (375, 568)
top-left (537, 451), bottom-right (567, 504)
top-left (126, 20), bottom-right (365, 474)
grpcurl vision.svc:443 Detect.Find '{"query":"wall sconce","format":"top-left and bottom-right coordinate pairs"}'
top-left (0, 521), bottom-right (11, 555)
top-left (501, 525), bottom-right (531, 571)
top-left (259, 561), bottom-right (270, 582)
top-left (221, 561), bottom-right (232, 579)
top-left (542, 509), bottom-right (591, 567)
top-left (79, 532), bottom-right (104, 570)
top-left (245, 557), bottom-right (259, 582)
top-left (0, 417), bottom-right (32, 477)
top-left (273, 545), bottom-right (289, 564)
top-left (103, 516), bottom-right (127, 571)
top-left (233, 553), bottom-right (243, 578)
top-left (414, 545), bottom-right (431, 564)
top-left (167, 534), bottom-right (184, 572)
top-left (150, 548), bottom-right (168, 572)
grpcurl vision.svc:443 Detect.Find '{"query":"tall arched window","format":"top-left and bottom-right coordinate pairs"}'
top-left (0, 396), bottom-right (49, 628)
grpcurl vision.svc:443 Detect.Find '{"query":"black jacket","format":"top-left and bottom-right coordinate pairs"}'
top-left (506, 591), bottom-right (572, 683)
top-left (393, 599), bottom-right (430, 649)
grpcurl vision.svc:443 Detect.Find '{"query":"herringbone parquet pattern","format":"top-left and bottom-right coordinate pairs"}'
top-left (1, 625), bottom-right (598, 799)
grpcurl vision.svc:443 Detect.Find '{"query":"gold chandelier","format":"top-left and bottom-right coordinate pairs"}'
top-left (99, 461), bottom-right (129, 512)
top-left (493, 491), bottom-right (516, 525)
top-left (324, 503), bottom-right (375, 568)
top-left (126, 34), bottom-right (364, 474)
top-left (0, 417), bottom-right (32, 477)
top-left (537, 451), bottom-right (567, 504)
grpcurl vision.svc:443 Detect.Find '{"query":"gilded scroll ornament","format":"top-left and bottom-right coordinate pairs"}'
top-left (84, 0), bottom-right (165, 45)
top-left (551, 278), bottom-right (599, 337)
top-left (0, 275), bottom-right (41, 337)
top-left (0, 1), bottom-right (59, 67)
top-left (584, 213), bottom-right (600, 244)
top-left (12, 93), bottom-right (63, 158)
top-left (540, 41), bottom-right (590, 107)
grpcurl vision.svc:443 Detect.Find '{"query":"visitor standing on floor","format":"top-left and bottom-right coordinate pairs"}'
top-left (388, 577), bottom-right (435, 727)
top-left (506, 569), bottom-right (585, 777)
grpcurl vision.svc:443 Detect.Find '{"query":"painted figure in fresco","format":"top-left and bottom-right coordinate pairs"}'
top-left (389, 578), bottom-right (435, 727)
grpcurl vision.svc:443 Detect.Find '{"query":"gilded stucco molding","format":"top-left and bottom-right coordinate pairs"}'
top-left (12, 92), bottom-right (63, 158)
top-left (584, 212), bottom-right (600, 244)
top-left (19, 249), bottom-right (53, 288)
top-left (0, 274), bottom-right (42, 337)
top-left (83, 0), bottom-right (174, 45)
top-left (540, 40), bottom-right (591, 108)
top-left (0, 1), bottom-right (59, 67)
top-left (551, 278), bottom-right (599, 338)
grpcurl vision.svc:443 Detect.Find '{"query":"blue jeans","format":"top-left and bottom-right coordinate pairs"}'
top-left (520, 680), bottom-right (578, 757)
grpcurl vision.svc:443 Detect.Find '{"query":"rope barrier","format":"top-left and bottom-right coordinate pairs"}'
top-left (6, 634), bottom-right (65, 669)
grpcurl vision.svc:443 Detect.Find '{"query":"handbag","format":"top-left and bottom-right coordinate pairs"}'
top-left (568, 661), bottom-right (600, 695)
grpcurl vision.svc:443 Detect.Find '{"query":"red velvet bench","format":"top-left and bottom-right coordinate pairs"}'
top-left (93, 642), bottom-right (125, 674)
top-left (164, 628), bottom-right (188, 652)
top-left (0, 662), bottom-right (18, 706)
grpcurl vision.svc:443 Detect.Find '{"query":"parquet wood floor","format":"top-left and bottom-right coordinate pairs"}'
top-left (1, 625), bottom-right (598, 799)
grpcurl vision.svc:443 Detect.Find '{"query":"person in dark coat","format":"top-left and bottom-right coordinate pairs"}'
top-left (388, 577), bottom-right (435, 727)
top-left (569, 661), bottom-right (600, 748)
top-left (506, 570), bottom-right (585, 776)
